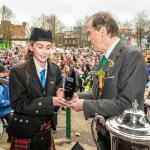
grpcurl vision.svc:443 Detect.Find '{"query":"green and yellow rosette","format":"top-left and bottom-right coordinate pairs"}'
top-left (95, 69), bottom-right (106, 78)
top-left (95, 69), bottom-right (106, 88)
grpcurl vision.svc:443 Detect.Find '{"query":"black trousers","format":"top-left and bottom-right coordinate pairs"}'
top-left (97, 123), bottom-right (111, 150)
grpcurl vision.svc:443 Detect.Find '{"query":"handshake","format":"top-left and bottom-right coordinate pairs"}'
top-left (52, 88), bottom-right (84, 112)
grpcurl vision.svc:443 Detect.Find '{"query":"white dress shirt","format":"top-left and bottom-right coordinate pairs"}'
top-left (33, 57), bottom-right (47, 80)
top-left (105, 38), bottom-right (120, 59)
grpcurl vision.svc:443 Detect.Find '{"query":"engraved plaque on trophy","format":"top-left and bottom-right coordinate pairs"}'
top-left (64, 67), bottom-right (76, 102)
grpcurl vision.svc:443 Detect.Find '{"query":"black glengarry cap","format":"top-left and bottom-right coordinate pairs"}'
top-left (30, 28), bottom-right (52, 42)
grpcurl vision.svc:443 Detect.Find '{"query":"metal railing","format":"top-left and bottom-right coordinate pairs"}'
top-left (55, 108), bottom-right (71, 138)
top-left (1, 108), bottom-right (71, 139)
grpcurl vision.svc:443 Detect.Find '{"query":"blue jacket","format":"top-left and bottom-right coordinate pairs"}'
top-left (0, 83), bottom-right (12, 117)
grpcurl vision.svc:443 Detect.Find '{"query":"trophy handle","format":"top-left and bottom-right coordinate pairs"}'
top-left (91, 113), bottom-right (106, 150)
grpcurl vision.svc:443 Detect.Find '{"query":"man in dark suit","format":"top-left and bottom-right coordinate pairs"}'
top-left (69, 12), bottom-right (148, 150)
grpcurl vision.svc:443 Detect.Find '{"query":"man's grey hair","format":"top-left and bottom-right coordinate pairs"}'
top-left (86, 11), bottom-right (119, 38)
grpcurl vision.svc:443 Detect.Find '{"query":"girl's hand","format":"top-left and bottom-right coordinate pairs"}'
top-left (52, 97), bottom-right (66, 107)
top-left (56, 88), bottom-right (65, 98)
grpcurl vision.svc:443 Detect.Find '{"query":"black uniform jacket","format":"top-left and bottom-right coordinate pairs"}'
top-left (7, 58), bottom-right (62, 138)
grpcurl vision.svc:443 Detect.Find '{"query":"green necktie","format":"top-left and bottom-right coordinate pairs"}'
top-left (101, 55), bottom-right (107, 69)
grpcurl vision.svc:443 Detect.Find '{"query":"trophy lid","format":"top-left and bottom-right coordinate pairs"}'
top-left (106, 100), bottom-right (150, 142)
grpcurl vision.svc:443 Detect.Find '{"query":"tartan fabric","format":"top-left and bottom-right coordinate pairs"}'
top-left (39, 121), bottom-right (51, 131)
top-left (10, 121), bottom-right (55, 150)
top-left (10, 138), bottom-right (31, 150)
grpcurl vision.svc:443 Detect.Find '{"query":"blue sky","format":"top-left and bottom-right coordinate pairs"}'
top-left (0, 0), bottom-right (150, 26)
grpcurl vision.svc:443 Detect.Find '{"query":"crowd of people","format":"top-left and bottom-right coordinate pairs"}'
top-left (1, 45), bottom-right (150, 95)
top-left (0, 46), bottom-right (101, 91)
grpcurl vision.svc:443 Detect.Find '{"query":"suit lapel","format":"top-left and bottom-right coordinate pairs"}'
top-left (28, 58), bottom-right (43, 95)
top-left (93, 41), bottom-right (125, 100)
top-left (28, 59), bottom-right (57, 97)
top-left (93, 59), bottom-right (101, 100)
top-left (103, 41), bottom-right (125, 72)
top-left (46, 61), bottom-right (56, 96)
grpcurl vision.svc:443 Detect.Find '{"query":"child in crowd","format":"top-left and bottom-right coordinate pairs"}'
top-left (0, 63), bottom-right (12, 143)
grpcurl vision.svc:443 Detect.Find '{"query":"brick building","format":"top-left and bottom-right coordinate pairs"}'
top-left (0, 20), bottom-right (28, 49)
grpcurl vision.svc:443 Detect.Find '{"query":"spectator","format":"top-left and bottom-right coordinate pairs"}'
top-left (0, 63), bottom-right (12, 143)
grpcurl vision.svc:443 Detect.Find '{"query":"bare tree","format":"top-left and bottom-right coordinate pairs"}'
top-left (47, 15), bottom-right (58, 43)
top-left (119, 20), bottom-right (133, 43)
top-left (133, 11), bottom-right (148, 50)
top-left (145, 20), bottom-right (150, 35)
top-left (31, 14), bottom-right (48, 28)
top-left (144, 19), bottom-right (150, 48)
top-left (0, 5), bottom-right (15, 49)
top-left (74, 17), bottom-right (88, 48)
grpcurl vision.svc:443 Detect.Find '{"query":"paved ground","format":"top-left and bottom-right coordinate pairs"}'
top-left (54, 108), bottom-right (95, 147)
top-left (0, 109), bottom-right (96, 149)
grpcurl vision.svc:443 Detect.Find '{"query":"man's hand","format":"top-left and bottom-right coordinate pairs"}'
top-left (56, 88), bottom-right (65, 98)
top-left (144, 99), bottom-right (150, 106)
top-left (72, 93), bottom-right (79, 99)
top-left (52, 96), bottom-right (66, 107)
top-left (68, 99), bottom-right (84, 112)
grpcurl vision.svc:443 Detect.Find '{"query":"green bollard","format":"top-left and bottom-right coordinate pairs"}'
top-left (66, 108), bottom-right (71, 138)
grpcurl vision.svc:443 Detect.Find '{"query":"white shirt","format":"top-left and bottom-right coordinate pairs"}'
top-left (33, 57), bottom-right (47, 80)
top-left (105, 38), bottom-right (120, 59)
